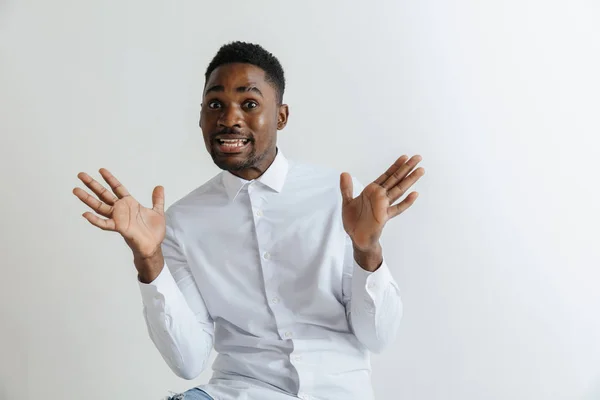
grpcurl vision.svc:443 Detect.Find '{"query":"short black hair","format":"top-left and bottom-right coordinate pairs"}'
top-left (205, 41), bottom-right (285, 104)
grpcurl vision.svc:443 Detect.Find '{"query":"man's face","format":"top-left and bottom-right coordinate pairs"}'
top-left (200, 63), bottom-right (287, 174)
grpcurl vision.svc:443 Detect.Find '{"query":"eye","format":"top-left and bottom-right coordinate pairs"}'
top-left (243, 100), bottom-right (259, 110)
top-left (207, 100), bottom-right (222, 109)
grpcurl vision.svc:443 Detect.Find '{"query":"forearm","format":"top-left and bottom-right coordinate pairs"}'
top-left (139, 263), bottom-right (214, 379)
top-left (348, 259), bottom-right (403, 353)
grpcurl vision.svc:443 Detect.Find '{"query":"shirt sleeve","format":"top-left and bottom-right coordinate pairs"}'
top-left (341, 176), bottom-right (403, 353)
top-left (138, 211), bottom-right (214, 380)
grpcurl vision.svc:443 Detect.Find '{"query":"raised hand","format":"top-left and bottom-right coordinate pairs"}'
top-left (72, 168), bottom-right (166, 259)
top-left (340, 155), bottom-right (425, 252)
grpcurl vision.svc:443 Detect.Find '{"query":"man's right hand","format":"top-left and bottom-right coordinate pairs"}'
top-left (73, 168), bottom-right (166, 281)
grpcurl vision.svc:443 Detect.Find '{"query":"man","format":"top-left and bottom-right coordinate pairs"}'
top-left (73, 41), bottom-right (424, 400)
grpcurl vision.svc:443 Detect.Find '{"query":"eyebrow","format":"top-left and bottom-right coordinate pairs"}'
top-left (205, 84), bottom-right (263, 97)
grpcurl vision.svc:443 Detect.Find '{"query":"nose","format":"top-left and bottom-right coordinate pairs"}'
top-left (217, 104), bottom-right (243, 129)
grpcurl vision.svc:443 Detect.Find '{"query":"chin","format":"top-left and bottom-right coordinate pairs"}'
top-left (210, 145), bottom-right (273, 173)
top-left (211, 152), bottom-right (255, 172)
top-left (215, 158), bottom-right (250, 171)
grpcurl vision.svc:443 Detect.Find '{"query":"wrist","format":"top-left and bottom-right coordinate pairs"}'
top-left (353, 242), bottom-right (383, 272)
top-left (134, 249), bottom-right (164, 283)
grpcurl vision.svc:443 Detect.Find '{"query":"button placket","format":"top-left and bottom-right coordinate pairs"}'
top-left (250, 187), bottom-right (288, 338)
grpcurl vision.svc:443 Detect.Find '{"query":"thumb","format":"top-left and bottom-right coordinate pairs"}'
top-left (340, 173), bottom-right (353, 206)
top-left (152, 185), bottom-right (165, 214)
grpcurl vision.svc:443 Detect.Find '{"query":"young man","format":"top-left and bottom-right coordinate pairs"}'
top-left (73, 41), bottom-right (425, 400)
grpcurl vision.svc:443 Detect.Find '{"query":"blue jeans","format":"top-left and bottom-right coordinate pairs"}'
top-left (166, 387), bottom-right (213, 400)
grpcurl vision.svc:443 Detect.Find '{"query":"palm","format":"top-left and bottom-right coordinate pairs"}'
top-left (73, 168), bottom-right (166, 257)
top-left (112, 196), bottom-right (165, 256)
top-left (342, 183), bottom-right (389, 250)
top-left (340, 155), bottom-right (425, 251)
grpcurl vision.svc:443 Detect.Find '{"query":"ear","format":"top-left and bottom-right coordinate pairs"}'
top-left (277, 104), bottom-right (289, 130)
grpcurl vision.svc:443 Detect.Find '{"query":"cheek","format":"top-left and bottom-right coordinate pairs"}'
top-left (200, 113), bottom-right (213, 135)
top-left (250, 113), bottom-right (268, 131)
top-left (199, 121), bottom-right (211, 147)
top-left (199, 110), bottom-right (210, 128)
top-left (249, 112), bottom-right (276, 138)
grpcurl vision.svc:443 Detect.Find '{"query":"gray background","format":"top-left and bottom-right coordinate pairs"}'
top-left (1, 0), bottom-right (599, 399)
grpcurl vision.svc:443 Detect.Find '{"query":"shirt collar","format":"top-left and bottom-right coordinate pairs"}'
top-left (221, 148), bottom-right (290, 201)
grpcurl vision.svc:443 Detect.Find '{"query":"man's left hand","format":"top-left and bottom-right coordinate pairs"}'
top-left (340, 155), bottom-right (425, 254)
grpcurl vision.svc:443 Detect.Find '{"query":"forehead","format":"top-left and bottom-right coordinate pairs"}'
top-left (204, 63), bottom-right (275, 97)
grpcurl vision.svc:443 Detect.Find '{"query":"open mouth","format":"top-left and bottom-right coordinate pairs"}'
top-left (215, 138), bottom-right (251, 154)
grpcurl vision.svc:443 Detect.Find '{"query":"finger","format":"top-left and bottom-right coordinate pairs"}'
top-left (374, 155), bottom-right (409, 186)
top-left (98, 168), bottom-right (131, 199)
top-left (381, 155), bottom-right (423, 190)
top-left (386, 167), bottom-right (425, 203)
top-left (72, 187), bottom-right (113, 218)
top-left (388, 192), bottom-right (419, 219)
top-left (152, 185), bottom-right (165, 214)
top-left (82, 211), bottom-right (116, 231)
top-left (77, 172), bottom-right (119, 206)
top-left (340, 173), bottom-right (353, 206)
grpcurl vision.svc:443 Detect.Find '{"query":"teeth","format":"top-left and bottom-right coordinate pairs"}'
top-left (218, 139), bottom-right (248, 147)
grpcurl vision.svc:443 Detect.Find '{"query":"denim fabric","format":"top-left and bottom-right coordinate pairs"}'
top-left (166, 387), bottom-right (213, 400)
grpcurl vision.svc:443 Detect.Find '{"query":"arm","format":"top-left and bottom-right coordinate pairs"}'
top-left (138, 212), bottom-right (214, 380)
top-left (339, 155), bottom-right (425, 352)
top-left (72, 169), bottom-right (213, 379)
top-left (342, 235), bottom-right (403, 353)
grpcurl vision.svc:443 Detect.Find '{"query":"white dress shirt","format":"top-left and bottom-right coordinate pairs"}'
top-left (138, 149), bottom-right (403, 400)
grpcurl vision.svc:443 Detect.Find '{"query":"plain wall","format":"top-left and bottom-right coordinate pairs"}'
top-left (1, 1), bottom-right (599, 399)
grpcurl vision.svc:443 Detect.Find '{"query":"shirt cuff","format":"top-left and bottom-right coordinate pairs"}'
top-left (352, 259), bottom-right (395, 308)
top-left (138, 263), bottom-right (180, 309)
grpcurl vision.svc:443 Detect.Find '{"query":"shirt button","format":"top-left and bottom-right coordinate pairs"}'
top-left (284, 331), bottom-right (293, 338)
top-left (367, 281), bottom-right (377, 290)
top-left (271, 297), bottom-right (280, 304)
top-left (255, 209), bottom-right (263, 217)
top-left (263, 252), bottom-right (271, 260)
top-left (292, 354), bottom-right (302, 362)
